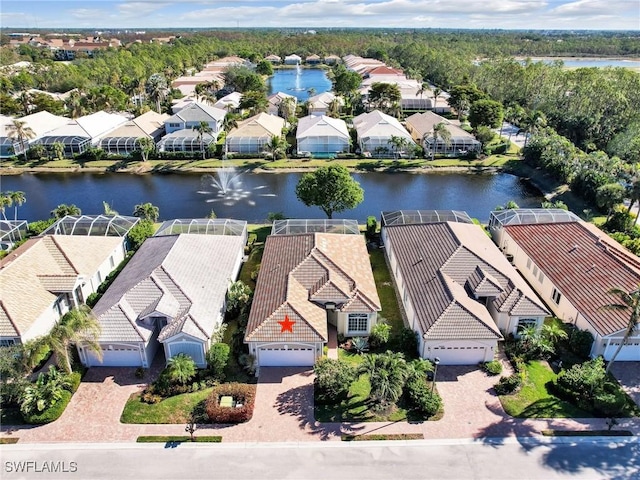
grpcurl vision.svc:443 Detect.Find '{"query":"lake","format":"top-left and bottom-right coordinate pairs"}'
top-left (267, 67), bottom-right (332, 101)
top-left (0, 171), bottom-right (543, 223)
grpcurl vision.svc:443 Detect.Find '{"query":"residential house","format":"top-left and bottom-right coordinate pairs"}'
top-left (307, 92), bottom-right (342, 116)
top-left (0, 111), bottom-right (69, 158)
top-left (159, 103), bottom-right (226, 153)
top-left (381, 210), bottom-right (548, 365)
top-left (284, 54), bottom-right (302, 65)
top-left (0, 216), bottom-right (135, 346)
top-left (225, 113), bottom-right (285, 155)
top-left (213, 92), bottom-right (243, 113)
top-left (323, 55), bottom-right (341, 65)
top-left (100, 111), bottom-right (168, 155)
top-left (265, 54), bottom-right (282, 64)
top-left (296, 115), bottom-right (350, 156)
top-left (405, 111), bottom-right (480, 157)
top-left (353, 110), bottom-right (415, 158)
top-left (83, 220), bottom-right (247, 368)
top-left (35, 111), bottom-right (128, 157)
top-left (268, 92), bottom-right (297, 118)
top-left (245, 223), bottom-right (381, 368)
top-left (490, 208), bottom-right (640, 362)
top-left (305, 54), bottom-right (321, 65)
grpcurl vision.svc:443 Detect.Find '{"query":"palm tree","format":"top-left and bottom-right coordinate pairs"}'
top-left (64, 90), bottom-right (86, 118)
top-left (0, 193), bottom-right (12, 221)
top-left (327, 98), bottom-right (341, 118)
top-left (51, 203), bottom-right (81, 219)
top-left (167, 353), bottom-right (196, 386)
top-left (279, 97), bottom-right (296, 120)
top-left (136, 137), bottom-right (155, 162)
top-left (358, 351), bottom-right (409, 408)
top-left (49, 305), bottom-right (102, 374)
top-left (387, 135), bottom-right (409, 160)
top-left (133, 202), bottom-right (160, 222)
top-left (192, 121), bottom-right (213, 160)
top-left (432, 87), bottom-right (442, 112)
top-left (426, 122), bottom-right (452, 161)
top-left (625, 176), bottom-right (640, 228)
top-left (102, 201), bottom-right (118, 216)
top-left (51, 142), bottom-right (65, 161)
top-left (263, 135), bottom-right (289, 160)
top-left (603, 287), bottom-right (640, 375)
top-left (523, 110), bottom-right (547, 148)
top-left (9, 190), bottom-right (26, 221)
top-left (146, 73), bottom-right (168, 114)
top-left (6, 119), bottom-right (36, 162)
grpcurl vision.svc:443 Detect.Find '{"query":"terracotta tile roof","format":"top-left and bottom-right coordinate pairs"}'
top-left (384, 222), bottom-right (548, 340)
top-left (504, 221), bottom-right (640, 336)
top-left (0, 235), bottom-right (123, 339)
top-left (246, 233), bottom-right (381, 343)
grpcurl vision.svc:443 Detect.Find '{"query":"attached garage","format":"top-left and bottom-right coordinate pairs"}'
top-left (258, 345), bottom-right (316, 367)
top-left (84, 344), bottom-right (143, 367)
top-left (426, 341), bottom-right (496, 365)
top-left (604, 341), bottom-right (640, 362)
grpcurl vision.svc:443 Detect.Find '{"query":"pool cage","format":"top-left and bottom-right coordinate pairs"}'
top-left (271, 219), bottom-right (360, 236)
top-left (225, 135), bottom-right (272, 154)
top-left (488, 208), bottom-right (580, 232)
top-left (155, 218), bottom-right (248, 240)
top-left (43, 215), bottom-right (140, 237)
top-left (36, 135), bottom-right (92, 157)
top-left (381, 210), bottom-right (473, 227)
top-left (296, 136), bottom-right (350, 155)
top-left (100, 136), bottom-right (146, 155)
top-left (0, 220), bottom-right (27, 250)
top-left (157, 131), bottom-right (215, 153)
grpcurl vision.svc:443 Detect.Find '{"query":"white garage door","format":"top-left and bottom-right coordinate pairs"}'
top-left (431, 345), bottom-right (489, 365)
top-left (87, 346), bottom-right (142, 367)
top-left (259, 346), bottom-right (315, 367)
top-left (604, 342), bottom-right (640, 362)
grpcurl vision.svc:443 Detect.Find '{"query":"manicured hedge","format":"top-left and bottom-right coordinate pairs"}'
top-left (205, 383), bottom-right (256, 423)
top-left (23, 390), bottom-right (72, 425)
top-left (67, 372), bottom-right (82, 393)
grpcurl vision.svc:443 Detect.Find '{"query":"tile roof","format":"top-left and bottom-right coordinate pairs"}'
top-left (296, 115), bottom-right (349, 139)
top-left (0, 235), bottom-right (123, 339)
top-left (504, 221), bottom-right (640, 336)
top-left (384, 222), bottom-right (548, 340)
top-left (93, 233), bottom-right (245, 344)
top-left (165, 103), bottom-right (226, 124)
top-left (405, 111), bottom-right (478, 143)
top-left (353, 110), bottom-right (414, 142)
top-left (246, 233), bottom-right (381, 343)
top-left (226, 113), bottom-right (285, 140)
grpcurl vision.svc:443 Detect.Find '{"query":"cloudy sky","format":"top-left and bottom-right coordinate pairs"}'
top-left (1, 0), bottom-right (638, 30)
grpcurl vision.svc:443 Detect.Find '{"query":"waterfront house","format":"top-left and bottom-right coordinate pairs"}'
top-left (100, 111), bottom-right (168, 155)
top-left (353, 110), bottom-right (415, 158)
top-left (83, 219), bottom-right (247, 368)
top-left (490, 208), bottom-right (640, 361)
top-left (307, 92), bottom-right (342, 116)
top-left (381, 210), bottom-right (548, 365)
top-left (265, 54), bottom-right (282, 64)
top-left (405, 111), bottom-right (480, 157)
top-left (284, 54), bottom-right (302, 65)
top-left (245, 220), bottom-right (381, 368)
top-left (296, 115), bottom-right (350, 157)
top-left (225, 113), bottom-right (285, 155)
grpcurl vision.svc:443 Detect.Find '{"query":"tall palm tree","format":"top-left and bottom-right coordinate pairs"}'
top-left (51, 142), bottom-right (65, 161)
top-left (603, 287), bottom-right (640, 375)
top-left (51, 203), bottom-right (81, 219)
top-left (427, 122), bottom-right (452, 161)
top-left (327, 98), bottom-right (341, 118)
top-left (432, 87), bottom-right (442, 112)
top-left (523, 110), bottom-right (547, 148)
top-left (6, 120), bottom-right (36, 162)
top-left (0, 193), bottom-right (12, 221)
top-left (387, 135), bottom-right (408, 160)
top-left (192, 121), bottom-right (213, 160)
top-left (49, 305), bottom-right (102, 374)
top-left (132, 202), bottom-right (160, 222)
top-left (136, 137), bottom-right (155, 162)
top-left (9, 190), bottom-right (26, 221)
top-left (263, 135), bottom-right (289, 160)
top-left (146, 73), bottom-right (168, 114)
top-left (279, 97), bottom-right (296, 120)
top-left (64, 90), bottom-right (86, 119)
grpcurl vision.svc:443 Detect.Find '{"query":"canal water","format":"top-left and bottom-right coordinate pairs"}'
top-left (0, 171), bottom-right (543, 223)
top-left (267, 67), bottom-right (332, 101)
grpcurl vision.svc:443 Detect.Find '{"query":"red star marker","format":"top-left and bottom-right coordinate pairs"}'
top-left (278, 315), bottom-right (295, 333)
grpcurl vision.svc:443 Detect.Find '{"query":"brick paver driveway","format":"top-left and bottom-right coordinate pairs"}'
top-left (611, 362), bottom-right (640, 408)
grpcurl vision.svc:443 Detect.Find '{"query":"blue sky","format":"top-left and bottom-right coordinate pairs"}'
top-left (1, 0), bottom-right (638, 30)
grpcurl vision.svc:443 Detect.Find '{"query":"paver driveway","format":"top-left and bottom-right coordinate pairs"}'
top-left (611, 362), bottom-right (640, 407)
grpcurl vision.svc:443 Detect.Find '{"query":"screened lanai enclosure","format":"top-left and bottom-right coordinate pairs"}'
top-left (271, 219), bottom-right (360, 235)
top-left (381, 210), bottom-right (473, 226)
top-left (297, 135), bottom-right (350, 156)
top-left (43, 215), bottom-right (140, 236)
top-left (225, 135), bottom-right (272, 154)
top-left (100, 136), bottom-right (147, 155)
top-left (155, 218), bottom-right (247, 240)
top-left (157, 130), bottom-right (215, 153)
top-left (0, 137), bottom-right (16, 158)
top-left (36, 135), bottom-right (91, 156)
top-left (0, 220), bottom-right (27, 250)
top-left (423, 132), bottom-right (481, 157)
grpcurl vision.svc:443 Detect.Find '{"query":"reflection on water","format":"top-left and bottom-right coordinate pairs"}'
top-left (267, 68), bottom-right (332, 101)
top-left (2, 171), bottom-right (544, 223)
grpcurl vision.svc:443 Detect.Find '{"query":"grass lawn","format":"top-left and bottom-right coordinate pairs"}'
top-left (342, 433), bottom-right (424, 441)
top-left (137, 436), bottom-right (222, 443)
top-left (121, 388), bottom-right (212, 424)
top-left (500, 361), bottom-right (592, 418)
top-left (369, 249), bottom-right (404, 334)
top-left (0, 438), bottom-right (19, 444)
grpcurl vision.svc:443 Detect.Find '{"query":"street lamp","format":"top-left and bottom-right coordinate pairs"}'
top-left (431, 357), bottom-right (441, 394)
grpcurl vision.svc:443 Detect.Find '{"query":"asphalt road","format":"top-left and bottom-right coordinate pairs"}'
top-left (1, 437), bottom-right (638, 480)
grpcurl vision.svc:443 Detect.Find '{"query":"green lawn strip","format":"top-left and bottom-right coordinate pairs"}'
top-left (121, 388), bottom-right (212, 424)
top-left (136, 436), bottom-right (222, 443)
top-left (0, 408), bottom-right (25, 425)
top-left (0, 438), bottom-right (20, 444)
top-left (500, 361), bottom-right (592, 418)
top-left (342, 433), bottom-right (424, 441)
top-left (541, 430), bottom-right (633, 437)
top-left (369, 249), bottom-right (404, 334)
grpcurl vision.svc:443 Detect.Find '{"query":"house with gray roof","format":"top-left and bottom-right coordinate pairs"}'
top-left (245, 226), bottom-right (381, 368)
top-left (353, 110), bottom-right (415, 158)
top-left (490, 208), bottom-right (640, 362)
top-left (83, 223), bottom-right (247, 368)
top-left (296, 115), bottom-right (350, 156)
top-left (405, 111), bottom-right (480, 157)
top-left (160, 102), bottom-right (226, 154)
top-left (381, 210), bottom-right (548, 365)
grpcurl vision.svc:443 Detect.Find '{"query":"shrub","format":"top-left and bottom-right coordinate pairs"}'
top-left (365, 216), bottom-right (378, 241)
top-left (481, 360), bottom-right (503, 376)
top-left (205, 383), bottom-right (256, 423)
top-left (568, 328), bottom-right (594, 359)
top-left (494, 374), bottom-right (522, 395)
top-left (369, 322), bottom-right (391, 350)
top-left (351, 336), bottom-right (369, 354)
top-left (127, 220), bottom-right (155, 251)
top-left (207, 343), bottom-right (230, 381)
top-left (226, 280), bottom-right (253, 316)
top-left (554, 357), bottom-right (606, 403)
top-left (593, 391), bottom-right (626, 417)
top-left (398, 328), bottom-right (419, 357)
top-left (23, 390), bottom-right (72, 425)
top-left (406, 378), bottom-right (442, 417)
top-left (86, 292), bottom-right (101, 307)
top-left (314, 358), bottom-right (356, 403)
top-left (141, 390), bottom-right (162, 404)
top-left (237, 354), bottom-right (257, 376)
top-left (66, 371), bottom-right (82, 393)
top-left (250, 264), bottom-right (261, 282)
top-left (27, 218), bottom-right (56, 236)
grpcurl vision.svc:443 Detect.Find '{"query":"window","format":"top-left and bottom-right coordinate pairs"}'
top-left (532, 265), bottom-right (538, 276)
top-left (552, 288), bottom-right (562, 305)
top-left (348, 313), bottom-right (368, 333)
top-left (538, 271), bottom-right (544, 284)
top-left (526, 258), bottom-right (532, 270)
top-left (0, 339), bottom-right (16, 347)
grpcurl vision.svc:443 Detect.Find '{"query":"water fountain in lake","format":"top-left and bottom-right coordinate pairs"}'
top-left (197, 163), bottom-right (276, 207)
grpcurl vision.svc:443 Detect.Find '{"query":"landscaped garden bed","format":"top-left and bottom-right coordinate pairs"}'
top-left (342, 433), bottom-right (424, 441)
top-left (121, 388), bottom-right (212, 424)
top-left (136, 436), bottom-right (222, 443)
top-left (205, 383), bottom-right (256, 423)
